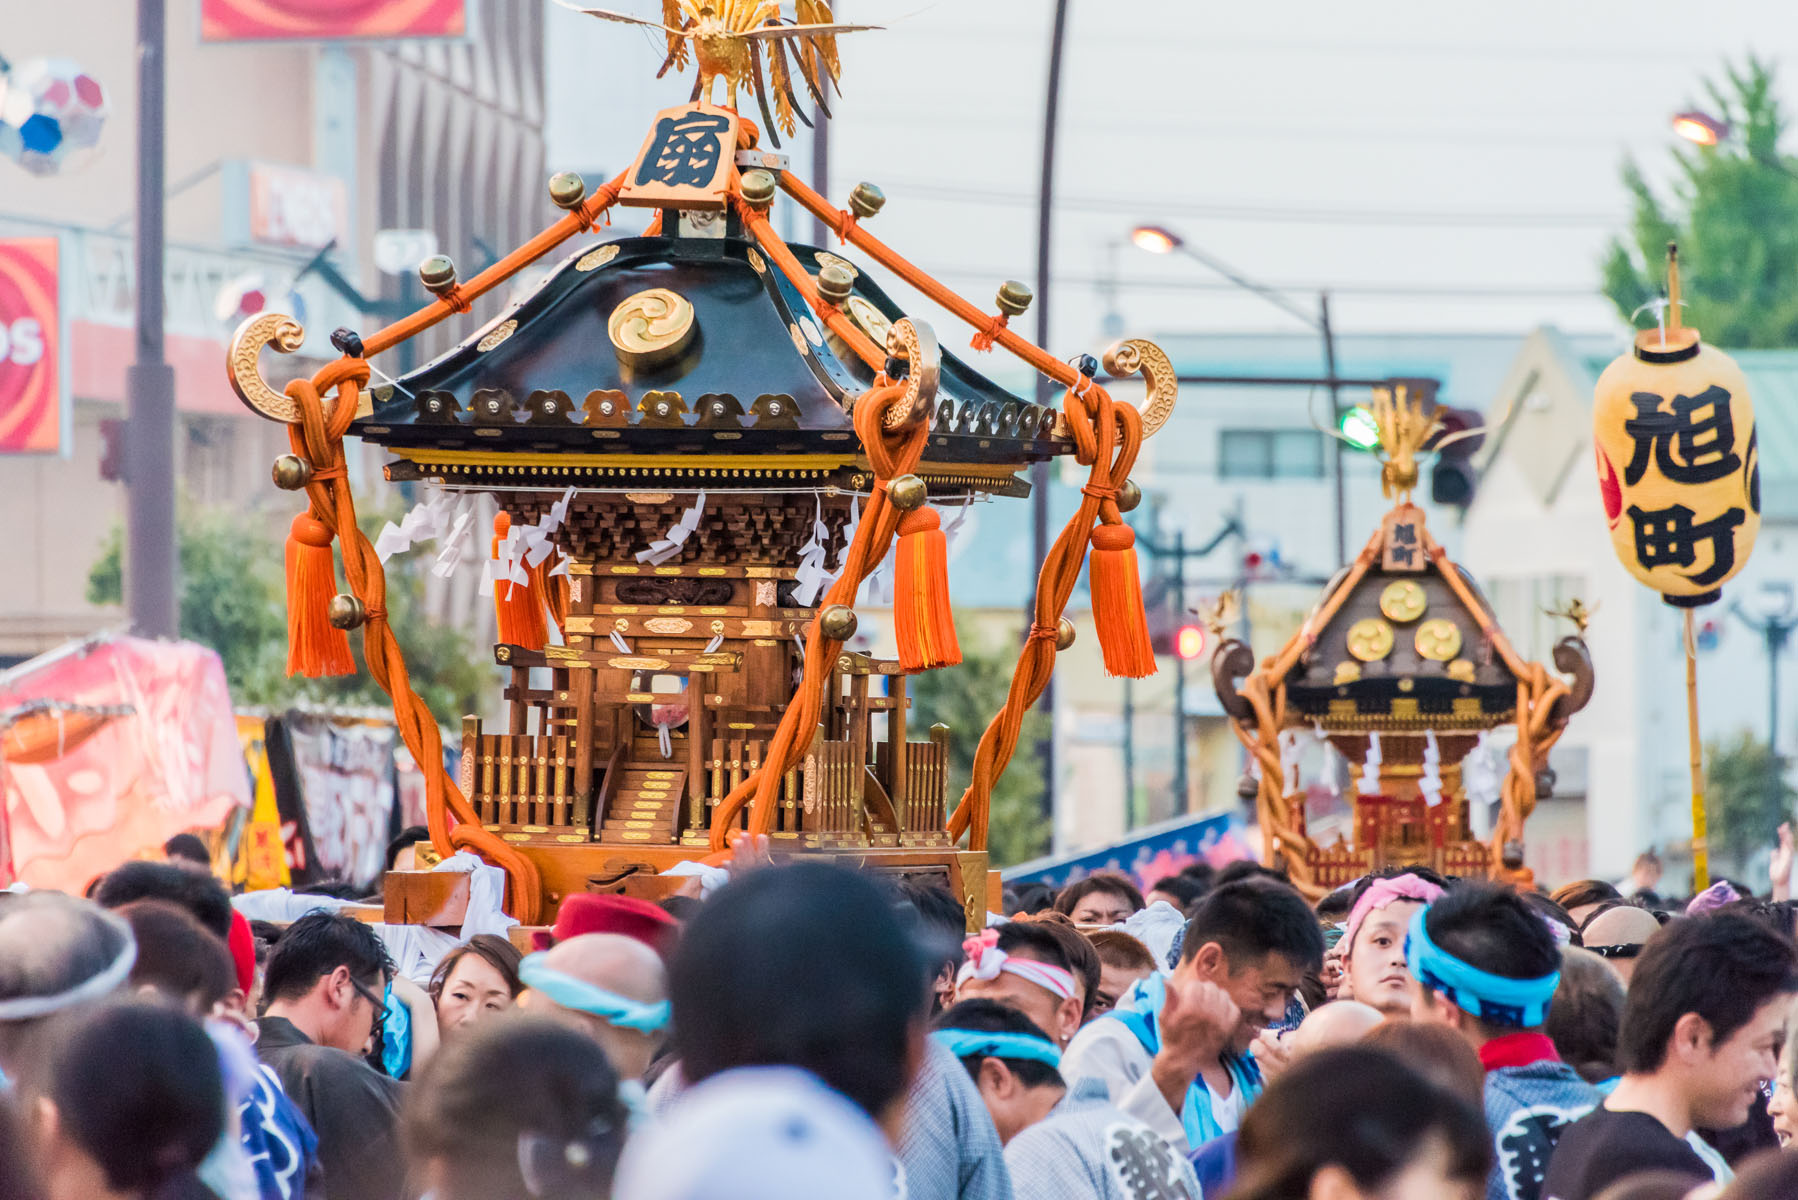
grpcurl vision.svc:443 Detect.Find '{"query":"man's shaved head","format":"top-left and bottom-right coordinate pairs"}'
top-left (1289, 1000), bottom-right (1383, 1059)
top-left (518, 933), bottom-right (667, 1080)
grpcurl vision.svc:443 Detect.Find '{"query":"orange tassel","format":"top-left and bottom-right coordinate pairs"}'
top-left (893, 507), bottom-right (962, 671)
top-left (492, 512), bottom-right (547, 652)
top-left (1089, 523), bottom-right (1156, 678)
top-left (285, 513), bottom-right (354, 678)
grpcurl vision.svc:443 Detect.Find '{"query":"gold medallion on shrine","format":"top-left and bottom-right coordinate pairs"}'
top-left (1379, 580), bottom-right (1427, 623)
top-left (1346, 618), bottom-right (1395, 661)
top-left (609, 288), bottom-right (697, 369)
top-left (1415, 619), bottom-right (1464, 661)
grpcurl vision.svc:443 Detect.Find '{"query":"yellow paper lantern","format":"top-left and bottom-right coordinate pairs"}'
top-left (1592, 282), bottom-right (1759, 608)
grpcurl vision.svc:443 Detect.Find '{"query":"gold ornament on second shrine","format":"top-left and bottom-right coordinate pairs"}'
top-left (1346, 618), bottom-right (1394, 661)
top-left (1593, 244), bottom-right (1760, 607)
top-left (1380, 580), bottom-right (1427, 622)
top-left (1414, 618), bottom-right (1463, 662)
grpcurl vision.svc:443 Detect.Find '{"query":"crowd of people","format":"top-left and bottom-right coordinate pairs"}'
top-left (1, 834), bottom-right (1797, 1200)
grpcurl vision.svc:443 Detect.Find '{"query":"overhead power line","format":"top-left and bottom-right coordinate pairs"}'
top-left (871, 181), bottom-right (1621, 229)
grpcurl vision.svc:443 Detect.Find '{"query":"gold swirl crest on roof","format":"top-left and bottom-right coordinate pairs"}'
top-left (609, 288), bottom-right (696, 369)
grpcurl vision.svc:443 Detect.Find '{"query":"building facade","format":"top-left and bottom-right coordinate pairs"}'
top-left (0, 1), bottom-right (547, 663)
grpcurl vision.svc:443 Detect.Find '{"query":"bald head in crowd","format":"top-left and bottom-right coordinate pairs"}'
top-left (1579, 906), bottom-right (1660, 986)
top-left (1288, 1000), bottom-right (1383, 1058)
top-left (0, 893), bottom-right (136, 1074)
top-left (517, 933), bottom-right (668, 1080)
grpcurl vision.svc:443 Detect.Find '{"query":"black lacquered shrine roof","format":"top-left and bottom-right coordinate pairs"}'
top-left (353, 236), bottom-right (1071, 477)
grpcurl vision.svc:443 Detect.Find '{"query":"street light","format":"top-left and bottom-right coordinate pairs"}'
top-left (1672, 110), bottom-right (1730, 147)
top-left (1127, 221), bottom-right (1348, 566)
top-left (1130, 224), bottom-right (1181, 255)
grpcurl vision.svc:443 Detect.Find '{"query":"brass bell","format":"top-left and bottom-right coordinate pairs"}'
top-left (1501, 839), bottom-right (1526, 870)
top-left (995, 280), bottom-right (1033, 318)
top-left (271, 454), bottom-right (313, 491)
top-left (848, 181), bottom-right (885, 220)
top-left (817, 262), bottom-right (855, 306)
top-left (419, 255), bottom-right (457, 296)
top-left (1054, 618), bottom-right (1076, 651)
top-left (819, 604), bottom-right (858, 641)
top-left (548, 171), bottom-right (587, 210)
top-left (888, 474), bottom-right (928, 512)
top-left (739, 169), bottom-right (777, 209)
top-left (327, 594), bottom-right (367, 630)
top-left (1236, 772), bottom-right (1260, 801)
top-left (1116, 479), bottom-right (1143, 513)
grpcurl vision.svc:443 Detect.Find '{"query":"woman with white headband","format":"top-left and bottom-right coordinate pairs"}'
top-left (953, 923), bottom-right (1090, 1049)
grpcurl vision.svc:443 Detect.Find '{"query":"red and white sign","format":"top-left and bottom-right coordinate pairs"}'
top-left (249, 162), bottom-right (348, 249)
top-left (0, 238), bottom-right (64, 455)
top-left (201, 0), bottom-right (467, 42)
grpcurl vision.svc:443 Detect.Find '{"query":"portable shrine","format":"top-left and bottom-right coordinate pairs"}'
top-left (1213, 384), bottom-right (1594, 895)
top-left (226, 5), bottom-right (1176, 928)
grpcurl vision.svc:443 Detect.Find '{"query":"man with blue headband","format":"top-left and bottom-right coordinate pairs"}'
top-left (516, 932), bottom-right (669, 1082)
top-left (1408, 883), bottom-right (1597, 1200)
top-left (936, 999), bottom-right (1201, 1200)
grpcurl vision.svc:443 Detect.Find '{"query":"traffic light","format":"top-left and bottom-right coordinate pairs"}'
top-left (1338, 406), bottom-right (1380, 451)
top-left (1175, 624), bottom-right (1207, 661)
top-left (1425, 406), bottom-right (1486, 508)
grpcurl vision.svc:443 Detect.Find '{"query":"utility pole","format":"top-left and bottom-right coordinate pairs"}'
top-left (809, 95), bottom-right (829, 247)
top-left (1320, 292), bottom-right (1347, 567)
top-left (1121, 675), bottom-right (1135, 827)
top-left (1137, 514), bottom-right (1243, 822)
top-left (1031, 0), bottom-right (1070, 826)
top-left (127, 0), bottom-right (177, 638)
top-left (1170, 528), bottom-right (1186, 819)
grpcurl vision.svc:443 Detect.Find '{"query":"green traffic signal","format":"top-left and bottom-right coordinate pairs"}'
top-left (1339, 406), bottom-right (1381, 451)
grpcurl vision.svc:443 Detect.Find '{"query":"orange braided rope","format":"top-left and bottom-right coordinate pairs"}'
top-left (945, 380), bottom-right (1143, 849)
top-left (251, 174), bottom-right (631, 919)
top-left (283, 365), bottom-right (544, 923)
top-left (706, 383), bottom-right (929, 852)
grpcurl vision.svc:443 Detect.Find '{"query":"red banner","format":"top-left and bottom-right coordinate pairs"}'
top-left (201, 0), bottom-right (466, 41)
top-left (0, 638), bottom-right (251, 892)
top-left (0, 238), bottom-right (64, 455)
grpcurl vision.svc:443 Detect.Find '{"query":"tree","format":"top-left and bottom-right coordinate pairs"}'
top-left (88, 503), bottom-right (493, 719)
top-left (1601, 56), bottom-right (1798, 348)
top-left (908, 631), bottom-right (1050, 866)
top-left (1704, 730), bottom-right (1795, 873)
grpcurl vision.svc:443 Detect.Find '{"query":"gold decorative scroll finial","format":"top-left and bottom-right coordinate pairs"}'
top-left (1101, 338), bottom-right (1178, 438)
top-left (1545, 598), bottom-right (1597, 636)
top-left (552, 0), bottom-right (881, 149)
top-left (227, 312), bottom-right (308, 423)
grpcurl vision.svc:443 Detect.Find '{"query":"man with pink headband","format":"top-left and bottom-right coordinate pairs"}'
top-left (1340, 869), bottom-right (1446, 1017)
top-left (955, 923), bottom-right (1088, 1049)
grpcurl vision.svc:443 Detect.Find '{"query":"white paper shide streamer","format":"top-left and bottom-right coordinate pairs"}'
top-left (637, 491), bottom-right (706, 566)
top-left (1420, 729), bottom-right (1443, 807)
top-left (1358, 731), bottom-right (1383, 796)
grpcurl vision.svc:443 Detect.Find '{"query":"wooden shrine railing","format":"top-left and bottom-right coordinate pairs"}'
top-left (461, 717), bottom-right (576, 828)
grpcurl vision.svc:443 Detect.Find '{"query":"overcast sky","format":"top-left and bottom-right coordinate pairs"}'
top-left (545, 0), bottom-right (1791, 356)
